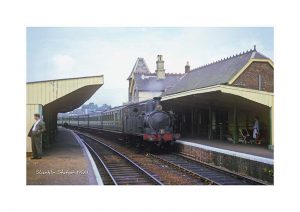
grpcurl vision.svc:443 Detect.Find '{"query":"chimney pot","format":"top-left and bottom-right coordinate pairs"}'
top-left (157, 55), bottom-right (163, 61)
top-left (156, 54), bottom-right (165, 79)
top-left (185, 61), bottom-right (190, 73)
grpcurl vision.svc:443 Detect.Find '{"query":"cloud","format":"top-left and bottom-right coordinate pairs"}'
top-left (28, 28), bottom-right (273, 106)
top-left (52, 54), bottom-right (75, 72)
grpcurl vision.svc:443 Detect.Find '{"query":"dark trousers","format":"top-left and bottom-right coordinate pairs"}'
top-left (31, 136), bottom-right (42, 157)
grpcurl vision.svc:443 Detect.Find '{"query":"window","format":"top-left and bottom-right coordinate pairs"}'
top-left (258, 74), bottom-right (262, 91)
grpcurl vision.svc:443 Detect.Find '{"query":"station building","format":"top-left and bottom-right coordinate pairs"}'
top-left (162, 47), bottom-right (274, 149)
top-left (128, 47), bottom-right (274, 149)
top-left (26, 75), bottom-right (104, 153)
top-left (127, 56), bottom-right (183, 102)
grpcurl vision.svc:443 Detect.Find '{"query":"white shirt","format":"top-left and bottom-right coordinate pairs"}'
top-left (32, 119), bottom-right (41, 131)
top-left (253, 120), bottom-right (259, 131)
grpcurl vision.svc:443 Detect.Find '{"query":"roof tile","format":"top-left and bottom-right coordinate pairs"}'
top-left (164, 49), bottom-right (271, 95)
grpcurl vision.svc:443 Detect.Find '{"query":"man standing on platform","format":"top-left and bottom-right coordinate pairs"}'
top-left (28, 113), bottom-right (46, 159)
top-left (253, 116), bottom-right (260, 141)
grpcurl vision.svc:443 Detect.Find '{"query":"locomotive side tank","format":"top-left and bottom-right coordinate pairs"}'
top-left (123, 97), bottom-right (178, 146)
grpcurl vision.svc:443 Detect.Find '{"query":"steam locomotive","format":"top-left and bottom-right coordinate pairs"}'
top-left (59, 97), bottom-right (180, 148)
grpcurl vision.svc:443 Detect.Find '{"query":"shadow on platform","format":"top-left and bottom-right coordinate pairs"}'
top-left (26, 128), bottom-right (99, 185)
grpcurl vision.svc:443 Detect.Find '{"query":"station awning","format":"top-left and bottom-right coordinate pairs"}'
top-left (26, 75), bottom-right (104, 152)
top-left (26, 75), bottom-right (104, 113)
top-left (162, 85), bottom-right (273, 108)
top-left (161, 84), bottom-right (274, 148)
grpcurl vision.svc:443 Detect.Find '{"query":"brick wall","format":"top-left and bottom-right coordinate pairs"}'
top-left (176, 143), bottom-right (274, 184)
top-left (232, 62), bottom-right (273, 92)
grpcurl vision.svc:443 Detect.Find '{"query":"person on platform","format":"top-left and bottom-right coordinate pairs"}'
top-left (252, 116), bottom-right (260, 140)
top-left (28, 113), bottom-right (46, 159)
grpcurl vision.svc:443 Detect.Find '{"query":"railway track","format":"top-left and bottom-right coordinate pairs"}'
top-left (147, 153), bottom-right (267, 185)
top-left (74, 129), bottom-right (266, 185)
top-left (76, 132), bottom-right (163, 185)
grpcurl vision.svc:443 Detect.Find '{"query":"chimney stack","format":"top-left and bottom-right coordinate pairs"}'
top-left (185, 61), bottom-right (190, 73)
top-left (155, 55), bottom-right (165, 79)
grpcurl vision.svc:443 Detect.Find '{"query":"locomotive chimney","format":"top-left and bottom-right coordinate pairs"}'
top-left (155, 55), bottom-right (165, 79)
top-left (153, 97), bottom-right (162, 106)
top-left (185, 61), bottom-right (190, 73)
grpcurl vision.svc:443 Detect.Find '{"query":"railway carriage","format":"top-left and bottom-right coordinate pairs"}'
top-left (88, 113), bottom-right (102, 128)
top-left (78, 114), bottom-right (89, 127)
top-left (102, 106), bottom-right (124, 132)
top-left (69, 115), bottom-right (78, 126)
top-left (58, 97), bottom-right (179, 148)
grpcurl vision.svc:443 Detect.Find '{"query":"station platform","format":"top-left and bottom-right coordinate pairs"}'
top-left (175, 138), bottom-right (274, 183)
top-left (26, 127), bottom-right (103, 185)
top-left (176, 138), bottom-right (274, 159)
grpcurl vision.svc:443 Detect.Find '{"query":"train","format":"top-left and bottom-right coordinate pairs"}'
top-left (58, 97), bottom-right (180, 148)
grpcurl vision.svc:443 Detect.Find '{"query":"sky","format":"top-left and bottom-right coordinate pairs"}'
top-left (27, 27), bottom-right (274, 107)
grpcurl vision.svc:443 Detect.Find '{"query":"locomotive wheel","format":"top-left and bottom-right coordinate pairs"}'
top-left (144, 143), bottom-right (155, 153)
top-left (161, 142), bottom-right (172, 153)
